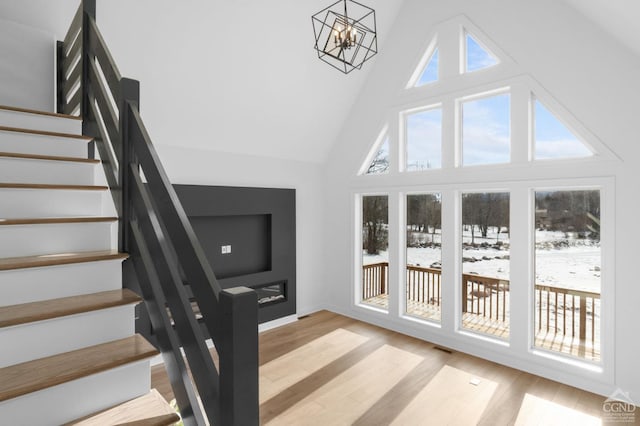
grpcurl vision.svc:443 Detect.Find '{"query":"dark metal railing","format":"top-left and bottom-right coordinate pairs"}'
top-left (57, 2), bottom-right (259, 424)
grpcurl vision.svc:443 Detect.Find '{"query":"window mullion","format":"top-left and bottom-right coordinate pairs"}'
top-left (439, 23), bottom-right (461, 79)
top-left (440, 189), bottom-right (458, 334)
top-left (511, 83), bottom-right (530, 164)
top-left (388, 191), bottom-right (401, 318)
top-left (442, 96), bottom-right (456, 169)
top-left (509, 187), bottom-right (532, 355)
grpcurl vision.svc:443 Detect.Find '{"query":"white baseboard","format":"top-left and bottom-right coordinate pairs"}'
top-left (259, 314), bottom-right (298, 333)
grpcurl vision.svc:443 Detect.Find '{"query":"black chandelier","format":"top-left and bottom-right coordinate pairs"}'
top-left (312, 0), bottom-right (378, 74)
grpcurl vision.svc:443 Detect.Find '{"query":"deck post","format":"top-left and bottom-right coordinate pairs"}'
top-left (461, 275), bottom-right (468, 313)
top-left (579, 296), bottom-right (587, 341)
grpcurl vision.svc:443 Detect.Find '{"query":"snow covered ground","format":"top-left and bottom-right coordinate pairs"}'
top-left (363, 230), bottom-right (600, 293)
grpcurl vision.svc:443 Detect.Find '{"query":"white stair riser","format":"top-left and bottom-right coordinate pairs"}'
top-left (0, 260), bottom-right (123, 306)
top-left (0, 188), bottom-right (104, 218)
top-left (0, 305), bottom-right (136, 368)
top-left (0, 222), bottom-right (115, 258)
top-left (0, 157), bottom-right (96, 185)
top-left (0, 361), bottom-right (151, 425)
top-left (0, 110), bottom-right (81, 134)
top-left (0, 131), bottom-right (88, 158)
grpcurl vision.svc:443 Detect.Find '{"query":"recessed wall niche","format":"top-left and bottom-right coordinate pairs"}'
top-left (174, 185), bottom-right (296, 324)
top-left (189, 214), bottom-right (272, 279)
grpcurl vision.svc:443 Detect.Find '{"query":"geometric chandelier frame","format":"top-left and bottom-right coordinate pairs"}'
top-left (312, 0), bottom-right (378, 74)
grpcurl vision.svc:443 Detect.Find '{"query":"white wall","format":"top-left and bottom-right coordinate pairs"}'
top-left (0, 18), bottom-right (54, 111)
top-left (155, 145), bottom-right (326, 317)
top-left (323, 0), bottom-right (640, 402)
top-left (88, 0), bottom-right (403, 164)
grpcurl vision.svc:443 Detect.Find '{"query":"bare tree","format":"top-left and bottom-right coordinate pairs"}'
top-left (363, 196), bottom-right (388, 254)
top-left (407, 194), bottom-right (441, 245)
top-left (462, 193), bottom-right (509, 244)
top-left (366, 149), bottom-right (389, 175)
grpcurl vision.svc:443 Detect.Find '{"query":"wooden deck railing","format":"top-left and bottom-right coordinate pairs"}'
top-left (406, 265), bottom-right (441, 307)
top-left (362, 262), bottom-right (600, 345)
top-left (462, 273), bottom-right (509, 323)
top-left (362, 262), bottom-right (388, 300)
top-left (535, 285), bottom-right (600, 344)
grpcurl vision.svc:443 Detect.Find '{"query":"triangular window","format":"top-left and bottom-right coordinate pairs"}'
top-left (361, 128), bottom-right (390, 175)
top-left (407, 37), bottom-right (439, 88)
top-left (534, 99), bottom-right (593, 160)
top-left (465, 32), bottom-right (498, 73)
top-left (416, 48), bottom-right (439, 86)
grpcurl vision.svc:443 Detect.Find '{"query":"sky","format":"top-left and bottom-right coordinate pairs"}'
top-left (406, 108), bottom-right (442, 170)
top-left (462, 94), bottom-right (511, 166)
top-left (416, 48), bottom-right (439, 86)
top-left (535, 100), bottom-right (592, 159)
top-left (466, 34), bottom-right (498, 72)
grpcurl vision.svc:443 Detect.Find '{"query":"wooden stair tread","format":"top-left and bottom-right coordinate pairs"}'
top-left (0, 151), bottom-right (99, 164)
top-left (0, 217), bottom-right (117, 226)
top-left (0, 125), bottom-right (91, 141)
top-left (0, 104), bottom-right (82, 121)
top-left (0, 289), bottom-right (141, 328)
top-left (0, 334), bottom-right (158, 402)
top-left (66, 389), bottom-right (180, 426)
top-left (0, 182), bottom-right (108, 191)
top-left (114, 414), bottom-right (181, 426)
top-left (0, 250), bottom-right (128, 271)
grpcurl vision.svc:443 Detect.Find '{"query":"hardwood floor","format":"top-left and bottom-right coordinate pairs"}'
top-left (151, 310), bottom-right (613, 425)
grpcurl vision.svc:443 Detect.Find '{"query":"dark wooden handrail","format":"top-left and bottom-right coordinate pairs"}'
top-left (56, 2), bottom-right (259, 424)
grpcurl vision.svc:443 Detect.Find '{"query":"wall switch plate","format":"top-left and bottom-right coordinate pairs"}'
top-left (221, 245), bottom-right (232, 254)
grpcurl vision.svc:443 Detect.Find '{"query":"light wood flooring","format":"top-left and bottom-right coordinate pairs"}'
top-left (151, 310), bottom-right (617, 425)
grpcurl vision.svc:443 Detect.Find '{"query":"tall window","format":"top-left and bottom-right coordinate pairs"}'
top-left (461, 192), bottom-right (510, 339)
top-left (406, 193), bottom-right (442, 322)
top-left (534, 190), bottom-right (601, 361)
top-left (361, 195), bottom-right (389, 310)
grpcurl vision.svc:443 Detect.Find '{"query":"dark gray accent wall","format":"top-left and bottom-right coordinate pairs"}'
top-left (174, 185), bottom-right (296, 324)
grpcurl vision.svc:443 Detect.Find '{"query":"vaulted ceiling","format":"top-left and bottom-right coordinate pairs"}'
top-left (563, 0), bottom-right (640, 58)
top-left (0, 0), bottom-right (638, 164)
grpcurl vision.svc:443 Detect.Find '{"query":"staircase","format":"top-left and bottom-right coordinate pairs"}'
top-left (0, 105), bottom-right (179, 425)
